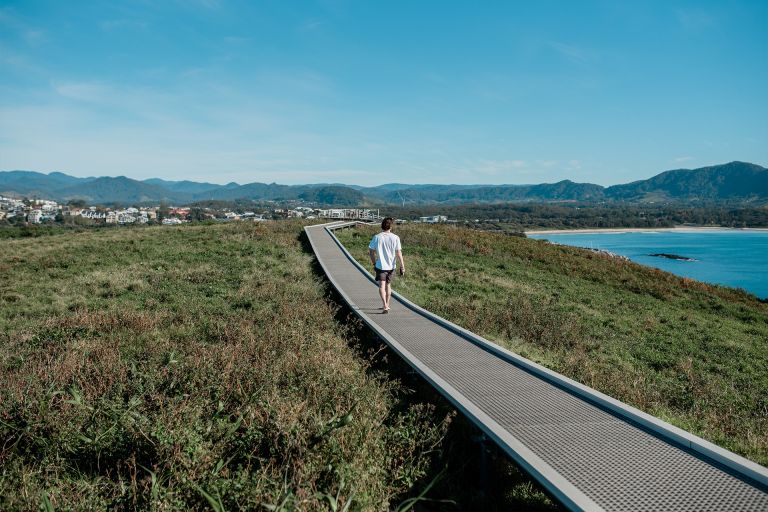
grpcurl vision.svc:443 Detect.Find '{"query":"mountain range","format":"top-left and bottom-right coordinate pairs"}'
top-left (1, 162), bottom-right (766, 206)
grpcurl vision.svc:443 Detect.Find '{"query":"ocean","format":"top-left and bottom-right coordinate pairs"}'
top-left (527, 230), bottom-right (768, 299)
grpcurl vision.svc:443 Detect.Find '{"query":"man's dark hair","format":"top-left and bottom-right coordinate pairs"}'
top-left (381, 217), bottom-right (394, 231)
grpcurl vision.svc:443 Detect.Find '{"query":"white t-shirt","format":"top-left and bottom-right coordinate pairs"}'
top-left (369, 231), bottom-right (402, 271)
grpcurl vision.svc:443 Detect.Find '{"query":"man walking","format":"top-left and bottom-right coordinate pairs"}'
top-left (368, 217), bottom-right (405, 313)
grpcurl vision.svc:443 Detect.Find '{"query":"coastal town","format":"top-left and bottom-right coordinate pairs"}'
top-left (0, 195), bottom-right (453, 226)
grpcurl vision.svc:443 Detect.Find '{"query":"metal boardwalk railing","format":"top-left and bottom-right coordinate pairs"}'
top-left (305, 222), bottom-right (768, 511)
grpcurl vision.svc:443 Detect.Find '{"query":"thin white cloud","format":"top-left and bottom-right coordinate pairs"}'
top-left (23, 29), bottom-right (46, 46)
top-left (0, 8), bottom-right (47, 47)
top-left (180, 66), bottom-right (212, 78)
top-left (223, 36), bottom-right (250, 44)
top-left (674, 156), bottom-right (695, 163)
top-left (676, 9), bottom-right (715, 30)
top-left (100, 19), bottom-right (148, 31)
top-left (421, 72), bottom-right (449, 84)
top-left (298, 19), bottom-right (327, 33)
top-left (250, 69), bottom-right (335, 96)
top-left (178, 0), bottom-right (222, 10)
top-left (0, 7), bottom-right (20, 28)
top-left (548, 41), bottom-right (595, 64)
top-left (53, 81), bottom-right (113, 103)
top-left (0, 46), bottom-right (43, 74)
top-left (0, 94), bottom-right (392, 185)
top-left (474, 159), bottom-right (527, 174)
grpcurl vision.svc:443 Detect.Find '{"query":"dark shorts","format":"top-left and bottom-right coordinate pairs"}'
top-left (375, 267), bottom-right (394, 284)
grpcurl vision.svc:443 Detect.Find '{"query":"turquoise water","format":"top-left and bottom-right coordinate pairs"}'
top-left (528, 230), bottom-right (768, 299)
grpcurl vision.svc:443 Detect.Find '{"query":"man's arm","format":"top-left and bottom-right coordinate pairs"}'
top-left (369, 248), bottom-right (377, 267)
top-left (397, 249), bottom-right (405, 275)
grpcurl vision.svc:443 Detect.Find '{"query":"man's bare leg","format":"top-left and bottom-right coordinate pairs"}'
top-left (385, 282), bottom-right (392, 310)
top-left (379, 281), bottom-right (388, 310)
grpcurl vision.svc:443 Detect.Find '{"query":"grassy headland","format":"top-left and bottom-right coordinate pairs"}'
top-left (337, 224), bottom-right (768, 466)
top-left (0, 222), bottom-right (457, 509)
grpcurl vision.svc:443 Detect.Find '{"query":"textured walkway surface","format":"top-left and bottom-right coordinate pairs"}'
top-left (305, 223), bottom-right (768, 512)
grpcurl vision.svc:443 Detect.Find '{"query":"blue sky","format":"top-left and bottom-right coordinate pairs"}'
top-left (1, 1), bottom-right (766, 186)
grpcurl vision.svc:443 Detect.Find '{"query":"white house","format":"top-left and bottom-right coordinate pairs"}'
top-left (419, 215), bottom-right (448, 224)
top-left (28, 210), bottom-right (43, 223)
top-left (140, 209), bottom-right (157, 219)
top-left (117, 212), bottom-right (137, 224)
top-left (81, 209), bottom-right (107, 220)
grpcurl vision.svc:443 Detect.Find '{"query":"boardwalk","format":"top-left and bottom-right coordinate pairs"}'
top-left (305, 222), bottom-right (768, 511)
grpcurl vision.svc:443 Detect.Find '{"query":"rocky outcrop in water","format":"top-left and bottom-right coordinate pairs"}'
top-left (649, 253), bottom-right (696, 262)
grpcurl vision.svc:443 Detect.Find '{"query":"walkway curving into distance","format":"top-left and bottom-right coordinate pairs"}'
top-left (305, 222), bottom-right (768, 512)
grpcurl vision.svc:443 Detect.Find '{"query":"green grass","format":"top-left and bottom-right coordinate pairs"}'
top-left (0, 222), bottom-right (459, 509)
top-left (337, 224), bottom-right (768, 466)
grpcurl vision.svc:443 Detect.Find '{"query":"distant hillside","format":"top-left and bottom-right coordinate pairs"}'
top-left (1, 161), bottom-right (766, 205)
top-left (605, 162), bottom-right (768, 203)
top-left (370, 163), bottom-right (767, 205)
top-left (57, 176), bottom-right (182, 204)
top-left (371, 184), bottom-right (483, 204)
top-left (299, 185), bottom-right (366, 206)
top-left (0, 170), bottom-right (93, 197)
top-left (193, 182), bottom-right (310, 202)
top-left (142, 178), bottom-right (225, 195)
top-left (367, 180), bottom-right (605, 204)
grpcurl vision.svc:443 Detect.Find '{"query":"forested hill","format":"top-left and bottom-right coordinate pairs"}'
top-left (1, 161), bottom-right (766, 206)
top-left (371, 180), bottom-right (605, 204)
top-left (605, 162), bottom-right (768, 202)
top-left (368, 162), bottom-right (767, 204)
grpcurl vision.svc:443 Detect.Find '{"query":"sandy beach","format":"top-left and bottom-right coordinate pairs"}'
top-left (525, 226), bottom-right (768, 235)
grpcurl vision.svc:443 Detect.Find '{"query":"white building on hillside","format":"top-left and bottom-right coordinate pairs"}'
top-left (28, 210), bottom-right (43, 223)
top-left (81, 209), bottom-right (107, 220)
top-left (117, 212), bottom-right (137, 224)
top-left (419, 215), bottom-right (448, 223)
top-left (318, 208), bottom-right (381, 220)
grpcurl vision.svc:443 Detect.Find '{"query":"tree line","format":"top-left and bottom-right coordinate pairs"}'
top-left (385, 203), bottom-right (768, 230)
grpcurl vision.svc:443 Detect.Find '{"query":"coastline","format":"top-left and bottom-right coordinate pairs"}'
top-left (525, 226), bottom-right (768, 235)
top-left (522, 225), bottom-right (768, 299)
